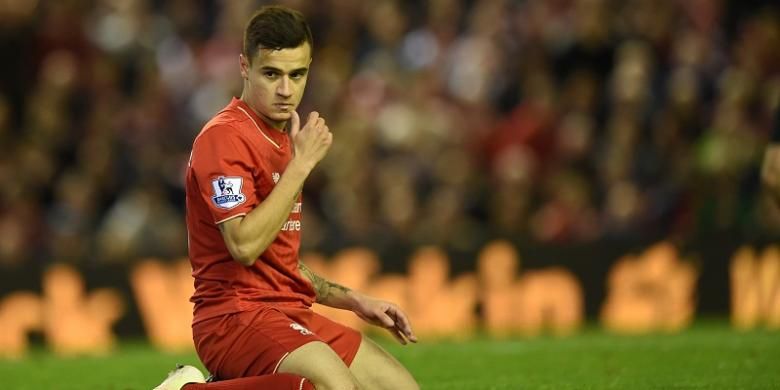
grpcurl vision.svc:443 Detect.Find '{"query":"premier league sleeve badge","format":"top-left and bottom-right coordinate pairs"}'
top-left (211, 176), bottom-right (246, 209)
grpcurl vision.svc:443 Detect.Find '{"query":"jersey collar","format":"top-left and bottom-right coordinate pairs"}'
top-left (231, 97), bottom-right (288, 150)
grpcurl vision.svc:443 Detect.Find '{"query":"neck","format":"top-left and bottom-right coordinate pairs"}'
top-left (239, 92), bottom-right (287, 131)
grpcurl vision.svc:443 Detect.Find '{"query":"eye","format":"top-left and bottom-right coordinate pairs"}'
top-left (263, 71), bottom-right (279, 79)
top-left (290, 71), bottom-right (307, 80)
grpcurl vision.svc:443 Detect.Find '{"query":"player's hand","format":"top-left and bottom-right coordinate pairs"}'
top-left (353, 296), bottom-right (418, 345)
top-left (289, 110), bottom-right (332, 172)
top-left (763, 144), bottom-right (780, 203)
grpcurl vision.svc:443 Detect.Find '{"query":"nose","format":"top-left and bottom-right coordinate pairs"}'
top-left (277, 76), bottom-right (292, 98)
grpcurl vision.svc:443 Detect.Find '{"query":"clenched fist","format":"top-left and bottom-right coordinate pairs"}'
top-left (289, 111), bottom-right (332, 172)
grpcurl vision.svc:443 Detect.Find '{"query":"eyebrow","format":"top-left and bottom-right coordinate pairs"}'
top-left (260, 66), bottom-right (309, 74)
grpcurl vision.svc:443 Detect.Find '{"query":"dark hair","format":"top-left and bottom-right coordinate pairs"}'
top-left (243, 6), bottom-right (313, 61)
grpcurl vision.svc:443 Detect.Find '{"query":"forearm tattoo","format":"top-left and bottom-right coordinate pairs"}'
top-left (298, 262), bottom-right (351, 303)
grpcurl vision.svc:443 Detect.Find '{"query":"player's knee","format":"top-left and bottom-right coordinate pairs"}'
top-left (353, 361), bottom-right (418, 390)
top-left (309, 377), bottom-right (361, 390)
top-left (392, 376), bottom-right (420, 390)
top-left (279, 341), bottom-right (361, 390)
top-left (350, 338), bottom-right (418, 390)
top-left (404, 379), bottom-right (421, 390)
top-left (293, 367), bottom-right (360, 390)
top-left (358, 374), bottom-right (418, 390)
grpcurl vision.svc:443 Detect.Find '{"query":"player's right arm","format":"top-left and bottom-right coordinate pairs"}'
top-left (219, 111), bottom-right (332, 266)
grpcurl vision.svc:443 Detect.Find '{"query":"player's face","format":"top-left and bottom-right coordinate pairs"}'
top-left (240, 42), bottom-right (312, 129)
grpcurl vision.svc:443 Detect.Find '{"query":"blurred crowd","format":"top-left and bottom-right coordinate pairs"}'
top-left (0, 0), bottom-right (778, 267)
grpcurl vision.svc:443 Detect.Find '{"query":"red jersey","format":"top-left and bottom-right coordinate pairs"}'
top-left (185, 97), bottom-right (315, 324)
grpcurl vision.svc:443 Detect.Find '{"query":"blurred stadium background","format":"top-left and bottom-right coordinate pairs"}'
top-left (1, 0), bottom-right (780, 388)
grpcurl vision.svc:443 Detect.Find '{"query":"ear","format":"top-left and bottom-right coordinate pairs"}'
top-left (239, 54), bottom-right (249, 79)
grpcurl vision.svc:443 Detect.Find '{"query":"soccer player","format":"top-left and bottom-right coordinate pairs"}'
top-left (154, 5), bottom-right (419, 390)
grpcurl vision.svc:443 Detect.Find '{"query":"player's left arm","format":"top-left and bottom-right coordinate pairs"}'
top-left (298, 262), bottom-right (417, 344)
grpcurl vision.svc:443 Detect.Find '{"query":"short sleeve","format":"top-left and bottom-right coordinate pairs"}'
top-left (190, 125), bottom-right (262, 224)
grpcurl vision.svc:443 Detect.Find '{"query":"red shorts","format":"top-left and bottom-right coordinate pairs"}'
top-left (192, 304), bottom-right (362, 380)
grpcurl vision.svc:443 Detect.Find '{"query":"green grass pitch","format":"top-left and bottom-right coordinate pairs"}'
top-left (0, 323), bottom-right (778, 389)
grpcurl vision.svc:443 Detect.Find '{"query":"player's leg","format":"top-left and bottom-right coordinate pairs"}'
top-left (276, 340), bottom-right (360, 390)
top-left (154, 364), bottom-right (315, 390)
top-left (349, 335), bottom-right (419, 390)
top-left (182, 374), bottom-right (314, 389)
top-left (281, 306), bottom-right (417, 389)
top-left (197, 305), bottom-right (359, 389)
top-left (193, 306), bottom-right (319, 379)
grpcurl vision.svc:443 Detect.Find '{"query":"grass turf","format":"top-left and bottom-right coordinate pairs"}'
top-left (0, 323), bottom-right (777, 389)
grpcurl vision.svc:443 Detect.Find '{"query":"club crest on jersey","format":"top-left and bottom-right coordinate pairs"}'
top-left (272, 172), bottom-right (281, 184)
top-left (211, 176), bottom-right (245, 209)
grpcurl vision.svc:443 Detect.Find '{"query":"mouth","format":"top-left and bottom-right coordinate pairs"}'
top-left (274, 103), bottom-right (294, 111)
